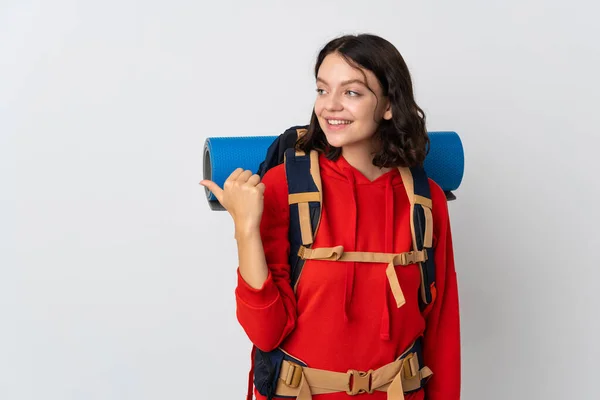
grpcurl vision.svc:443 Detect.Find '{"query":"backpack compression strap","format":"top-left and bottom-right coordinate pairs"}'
top-left (297, 245), bottom-right (427, 308)
top-left (284, 148), bottom-right (322, 290)
top-left (398, 167), bottom-right (437, 315)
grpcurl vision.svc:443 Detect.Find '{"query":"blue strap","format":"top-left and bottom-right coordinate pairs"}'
top-left (284, 148), bottom-right (321, 288)
top-left (410, 166), bottom-right (436, 308)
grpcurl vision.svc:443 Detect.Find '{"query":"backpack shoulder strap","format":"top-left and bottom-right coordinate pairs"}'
top-left (398, 166), bottom-right (437, 315)
top-left (283, 148), bottom-right (322, 290)
top-left (257, 126), bottom-right (306, 178)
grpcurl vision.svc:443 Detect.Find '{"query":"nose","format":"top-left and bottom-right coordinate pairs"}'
top-left (324, 92), bottom-right (343, 112)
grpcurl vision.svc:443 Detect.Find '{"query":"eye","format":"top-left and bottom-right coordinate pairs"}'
top-left (316, 88), bottom-right (326, 95)
top-left (346, 90), bottom-right (360, 97)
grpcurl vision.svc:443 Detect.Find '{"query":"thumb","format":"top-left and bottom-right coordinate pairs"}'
top-left (199, 180), bottom-right (224, 202)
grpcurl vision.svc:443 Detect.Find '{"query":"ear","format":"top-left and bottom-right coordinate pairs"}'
top-left (383, 100), bottom-right (393, 120)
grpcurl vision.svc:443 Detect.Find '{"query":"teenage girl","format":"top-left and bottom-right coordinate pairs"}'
top-left (201, 33), bottom-right (460, 400)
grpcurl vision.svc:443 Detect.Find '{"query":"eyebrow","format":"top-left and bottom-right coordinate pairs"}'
top-left (316, 77), bottom-right (367, 87)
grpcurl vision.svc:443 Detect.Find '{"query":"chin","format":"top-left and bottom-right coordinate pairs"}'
top-left (322, 132), bottom-right (348, 148)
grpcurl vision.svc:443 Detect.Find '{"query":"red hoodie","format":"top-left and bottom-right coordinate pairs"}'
top-left (235, 152), bottom-right (461, 400)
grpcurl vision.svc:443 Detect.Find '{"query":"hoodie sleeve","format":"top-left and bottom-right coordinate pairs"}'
top-left (234, 165), bottom-right (297, 352)
top-left (423, 181), bottom-right (461, 400)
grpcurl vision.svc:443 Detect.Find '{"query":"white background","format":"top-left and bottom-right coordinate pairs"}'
top-left (2, 0), bottom-right (599, 399)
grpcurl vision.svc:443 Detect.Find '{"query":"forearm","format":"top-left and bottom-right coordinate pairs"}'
top-left (233, 166), bottom-right (297, 351)
top-left (235, 227), bottom-right (297, 351)
top-left (235, 228), bottom-right (269, 289)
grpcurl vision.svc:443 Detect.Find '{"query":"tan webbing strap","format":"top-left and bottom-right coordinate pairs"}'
top-left (397, 168), bottom-right (417, 251)
top-left (299, 246), bottom-right (427, 265)
top-left (423, 206), bottom-right (433, 248)
top-left (398, 167), bottom-right (434, 304)
top-left (414, 195), bottom-right (433, 248)
top-left (289, 192), bottom-right (321, 204)
top-left (309, 150), bottom-right (323, 195)
top-left (386, 265), bottom-right (405, 307)
top-left (298, 246), bottom-right (427, 308)
top-left (274, 349), bottom-right (432, 400)
top-left (298, 245), bottom-right (344, 261)
top-left (400, 175), bottom-right (434, 250)
top-left (298, 202), bottom-right (313, 245)
top-left (414, 195), bottom-right (432, 209)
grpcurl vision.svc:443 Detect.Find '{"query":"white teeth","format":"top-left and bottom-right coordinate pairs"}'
top-left (328, 120), bottom-right (352, 125)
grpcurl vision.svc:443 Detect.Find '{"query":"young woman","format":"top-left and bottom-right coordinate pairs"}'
top-left (201, 34), bottom-right (460, 400)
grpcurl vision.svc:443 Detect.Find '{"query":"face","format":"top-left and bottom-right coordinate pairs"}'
top-left (314, 52), bottom-right (392, 151)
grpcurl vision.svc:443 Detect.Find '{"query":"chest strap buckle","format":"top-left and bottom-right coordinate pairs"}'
top-left (346, 369), bottom-right (374, 395)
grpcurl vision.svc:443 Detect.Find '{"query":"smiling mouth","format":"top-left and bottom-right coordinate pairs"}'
top-left (326, 119), bottom-right (353, 126)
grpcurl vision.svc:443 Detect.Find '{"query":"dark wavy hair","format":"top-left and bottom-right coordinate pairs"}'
top-left (296, 34), bottom-right (429, 168)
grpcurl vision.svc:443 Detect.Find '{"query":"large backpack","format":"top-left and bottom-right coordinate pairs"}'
top-left (249, 125), bottom-right (436, 400)
top-left (257, 125), bottom-right (436, 306)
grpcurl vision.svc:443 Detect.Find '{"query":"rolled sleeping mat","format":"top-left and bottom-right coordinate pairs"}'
top-left (203, 131), bottom-right (464, 210)
top-left (423, 131), bottom-right (465, 200)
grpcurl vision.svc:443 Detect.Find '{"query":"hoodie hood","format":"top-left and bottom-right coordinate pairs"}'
top-left (318, 153), bottom-right (404, 340)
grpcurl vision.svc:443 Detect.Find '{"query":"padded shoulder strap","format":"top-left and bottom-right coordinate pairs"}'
top-left (257, 127), bottom-right (306, 178)
top-left (284, 148), bottom-right (322, 290)
top-left (398, 166), bottom-right (437, 314)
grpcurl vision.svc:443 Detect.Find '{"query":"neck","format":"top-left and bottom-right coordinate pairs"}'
top-left (341, 142), bottom-right (392, 182)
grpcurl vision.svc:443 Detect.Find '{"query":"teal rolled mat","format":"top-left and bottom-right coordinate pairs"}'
top-left (203, 131), bottom-right (464, 210)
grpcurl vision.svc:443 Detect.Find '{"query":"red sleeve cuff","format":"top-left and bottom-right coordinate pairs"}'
top-left (235, 268), bottom-right (281, 309)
